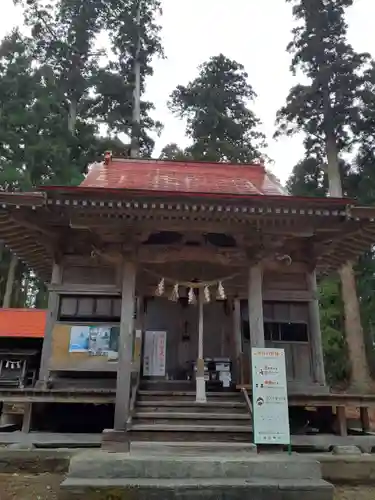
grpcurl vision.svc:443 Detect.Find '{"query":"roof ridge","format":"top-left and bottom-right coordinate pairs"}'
top-left (105, 157), bottom-right (265, 169)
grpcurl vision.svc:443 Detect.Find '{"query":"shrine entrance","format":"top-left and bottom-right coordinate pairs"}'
top-left (139, 275), bottom-right (236, 400)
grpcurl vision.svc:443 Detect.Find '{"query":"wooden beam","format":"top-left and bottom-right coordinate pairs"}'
top-left (248, 264), bottom-right (265, 348)
top-left (114, 261), bottom-right (137, 432)
top-left (233, 298), bottom-right (242, 384)
top-left (360, 407), bottom-right (371, 433)
top-left (336, 406), bottom-right (348, 437)
top-left (38, 263), bottom-right (62, 384)
top-left (21, 403), bottom-right (32, 433)
top-left (67, 213), bottom-right (347, 237)
top-left (138, 245), bottom-right (248, 266)
top-left (10, 214), bottom-right (58, 240)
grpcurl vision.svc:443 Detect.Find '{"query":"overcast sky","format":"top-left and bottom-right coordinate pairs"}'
top-left (1, 0), bottom-right (374, 183)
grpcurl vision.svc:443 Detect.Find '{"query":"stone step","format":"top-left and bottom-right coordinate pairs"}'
top-left (136, 400), bottom-right (246, 409)
top-left (130, 440), bottom-right (257, 456)
top-left (60, 477), bottom-right (333, 500)
top-left (133, 418), bottom-right (252, 426)
top-left (129, 424), bottom-right (253, 433)
top-left (138, 390), bottom-right (242, 398)
top-left (67, 451), bottom-right (323, 480)
top-left (138, 395), bottom-right (243, 402)
top-left (128, 430), bottom-right (254, 442)
top-left (133, 412), bottom-right (251, 420)
top-left (135, 403), bottom-right (248, 414)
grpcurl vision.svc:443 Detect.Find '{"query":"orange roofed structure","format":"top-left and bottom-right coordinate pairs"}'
top-left (0, 309), bottom-right (46, 338)
top-left (79, 158), bottom-right (288, 196)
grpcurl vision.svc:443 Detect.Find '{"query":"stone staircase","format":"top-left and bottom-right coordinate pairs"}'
top-left (60, 449), bottom-right (334, 500)
top-left (127, 381), bottom-right (253, 442)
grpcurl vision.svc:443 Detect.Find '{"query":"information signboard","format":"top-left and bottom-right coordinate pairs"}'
top-left (143, 330), bottom-right (167, 377)
top-left (251, 347), bottom-right (290, 445)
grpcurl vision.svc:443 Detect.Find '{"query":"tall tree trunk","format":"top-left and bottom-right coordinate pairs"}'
top-left (325, 133), bottom-right (372, 391)
top-left (325, 135), bottom-right (343, 197)
top-left (68, 100), bottom-right (77, 135)
top-left (35, 281), bottom-right (48, 309)
top-left (339, 263), bottom-right (373, 390)
top-left (3, 253), bottom-right (18, 308)
top-left (130, 2), bottom-right (141, 159)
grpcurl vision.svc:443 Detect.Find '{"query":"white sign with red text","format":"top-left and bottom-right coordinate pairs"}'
top-left (251, 348), bottom-right (290, 445)
top-left (143, 331), bottom-right (167, 377)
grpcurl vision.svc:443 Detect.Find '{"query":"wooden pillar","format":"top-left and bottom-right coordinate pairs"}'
top-left (307, 270), bottom-right (326, 386)
top-left (196, 290), bottom-right (206, 403)
top-left (38, 262), bottom-right (62, 384)
top-left (233, 298), bottom-right (242, 384)
top-left (248, 264), bottom-right (265, 348)
top-left (133, 297), bottom-right (144, 372)
top-left (360, 407), bottom-right (371, 433)
top-left (336, 406), bottom-right (348, 437)
top-left (22, 403), bottom-right (32, 433)
top-left (114, 260), bottom-right (137, 430)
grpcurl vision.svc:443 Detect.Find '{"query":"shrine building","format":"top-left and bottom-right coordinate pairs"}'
top-left (0, 156), bottom-right (375, 443)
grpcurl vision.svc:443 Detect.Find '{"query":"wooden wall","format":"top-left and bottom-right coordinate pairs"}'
top-left (62, 262), bottom-right (119, 286)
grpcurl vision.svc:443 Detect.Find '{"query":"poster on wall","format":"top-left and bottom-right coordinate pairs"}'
top-left (69, 325), bottom-right (120, 359)
top-left (143, 331), bottom-right (167, 377)
top-left (251, 348), bottom-right (290, 445)
top-left (69, 326), bottom-right (90, 352)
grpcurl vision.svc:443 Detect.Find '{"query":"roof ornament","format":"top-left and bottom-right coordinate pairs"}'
top-left (104, 151), bottom-right (112, 165)
top-left (188, 287), bottom-right (197, 305)
top-left (169, 283), bottom-right (179, 302)
top-left (155, 278), bottom-right (165, 297)
top-left (204, 285), bottom-right (211, 303)
top-left (254, 157), bottom-right (265, 166)
top-left (216, 281), bottom-right (226, 301)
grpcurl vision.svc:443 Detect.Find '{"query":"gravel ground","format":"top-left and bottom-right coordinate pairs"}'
top-left (0, 474), bottom-right (375, 499)
top-left (334, 487), bottom-right (375, 499)
top-left (0, 474), bottom-right (62, 500)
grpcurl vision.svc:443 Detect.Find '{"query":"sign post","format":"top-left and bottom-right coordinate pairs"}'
top-left (251, 348), bottom-right (290, 450)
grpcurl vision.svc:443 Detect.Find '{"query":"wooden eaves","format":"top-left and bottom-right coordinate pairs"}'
top-left (0, 187), bottom-right (375, 281)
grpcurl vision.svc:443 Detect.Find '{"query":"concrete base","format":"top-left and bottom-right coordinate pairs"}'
top-left (195, 376), bottom-right (207, 403)
top-left (60, 450), bottom-right (333, 499)
top-left (60, 477), bottom-right (333, 500)
top-left (131, 441), bottom-right (257, 456)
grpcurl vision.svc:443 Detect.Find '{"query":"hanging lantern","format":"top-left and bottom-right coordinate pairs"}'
top-left (204, 285), bottom-right (211, 303)
top-left (169, 283), bottom-right (179, 302)
top-left (188, 287), bottom-right (197, 305)
top-left (216, 281), bottom-right (226, 300)
top-left (155, 278), bottom-right (165, 297)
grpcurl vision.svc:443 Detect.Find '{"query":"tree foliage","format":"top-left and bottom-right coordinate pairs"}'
top-left (159, 143), bottom-right (191, 161)
top-left (169, 54), bottom-right (266, 163)
top-left (277, 0), bottom-right (373, 199)
top-left (0, 0), bottom-right (164, 307)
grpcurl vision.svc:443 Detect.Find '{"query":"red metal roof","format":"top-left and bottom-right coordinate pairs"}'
top-left (79, 159), bottom-right (287, 197)
top-left (0, 309), bottom-right (46, 338)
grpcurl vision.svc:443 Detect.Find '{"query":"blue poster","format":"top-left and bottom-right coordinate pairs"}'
top-left (69, 326), bottom-right (90, 352)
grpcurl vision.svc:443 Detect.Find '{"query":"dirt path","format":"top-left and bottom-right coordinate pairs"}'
top-left (0, 474), bottom-right (374, 499)
top-left (0, 474), bottom-right (62, 500)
